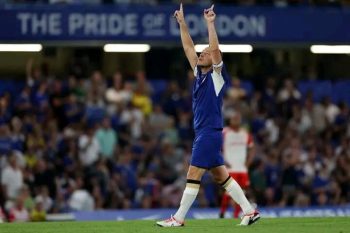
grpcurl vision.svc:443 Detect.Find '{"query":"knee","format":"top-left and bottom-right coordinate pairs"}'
top-left (212, 174), bottom-right (224, 184)
top-left (187, 168), bottom-right (204, 181)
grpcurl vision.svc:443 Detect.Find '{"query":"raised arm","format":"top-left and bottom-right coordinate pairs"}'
top-left (204, 5), bottom-right (222, 73)
top-left (174, 3), bottom-right (198, 71)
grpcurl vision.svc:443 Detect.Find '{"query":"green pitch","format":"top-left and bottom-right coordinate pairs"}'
top-left (0, 217), bottom-right (349, 233)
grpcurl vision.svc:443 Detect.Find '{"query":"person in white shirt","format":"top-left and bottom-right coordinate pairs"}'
top-left (1, 153), bottom-right (23, 202)
top-left (220, 112), bottom-right (255, 218)
top-left (8, 197), bottom-right (29, 222)
top-left (79, 127), bottom-right (100, 167)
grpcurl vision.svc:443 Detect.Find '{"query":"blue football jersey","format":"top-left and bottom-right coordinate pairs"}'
top-left (192, 63), bottom-right (230, 133)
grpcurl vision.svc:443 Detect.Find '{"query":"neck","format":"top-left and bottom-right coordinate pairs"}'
top-left (200, 65), bottom-right (211, 74)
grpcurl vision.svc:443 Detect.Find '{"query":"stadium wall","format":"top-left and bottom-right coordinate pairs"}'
top-left (46, 206), bottom-right (350, 221)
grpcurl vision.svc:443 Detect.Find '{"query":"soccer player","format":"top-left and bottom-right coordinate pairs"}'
top-left (219, 111), bottom-right (255, 218)
top-left (156, 4), bottom-right (260, 227)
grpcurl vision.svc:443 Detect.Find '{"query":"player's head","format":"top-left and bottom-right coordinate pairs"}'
top-left (197, 47), bottom-right (222, 68)
top-left (197, 47), bottom-right (212, 68)
top-left (229, 111), bottom-right (241, 129)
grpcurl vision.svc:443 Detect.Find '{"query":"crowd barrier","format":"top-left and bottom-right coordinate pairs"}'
top-left (47, 205), bottom-right (350, 221)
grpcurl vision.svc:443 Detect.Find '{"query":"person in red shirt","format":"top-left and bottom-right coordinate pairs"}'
top-left (220, 111), bottom-right (255, 218)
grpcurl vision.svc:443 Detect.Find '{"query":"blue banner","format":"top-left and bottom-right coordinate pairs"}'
top-left (72, 206), bottom-right (350, 221)
top-left (0, 5), bottom-right (350, 43)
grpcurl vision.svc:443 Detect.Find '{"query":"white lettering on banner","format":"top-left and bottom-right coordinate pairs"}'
top-left (231, 15), bottom-right (266, 37)
top-left (17, 13), bottom-right (31, 34)
top-left (186, 15), bottom-right (207, 36)
top-left (32, 14), bottom-right (47, 34)
top-left (108, 14), bottom-right (123, 35)
top-left (69, 14), bottom-right (84, 35)
top-left (216, 15), bottom-right (231, 36)
top-left (142, 14), bottom-right (166, 36)
top-left (100, 14), bottom-right (107, 35)
top-left (125, 14), bottom-right (138, 35)
top-left (17, 13), bottom-right (62, 35)
top-left (68, 13), bottom-right (138, 36)
top-left (84, 14), bottom-right (99, 35)
top-left (50, 14), bottom-right (62, 35)
top-left (170, 14), bottom-right (265, 38)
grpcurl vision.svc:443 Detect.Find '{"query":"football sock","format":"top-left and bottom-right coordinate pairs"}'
top-left (221, 176), bottom-right (253, 215)
top-left (174, 179), bottom-right (200, 222)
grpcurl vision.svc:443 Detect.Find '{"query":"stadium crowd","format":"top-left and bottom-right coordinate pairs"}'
top-left (0, 58), bottom-right (349, 223)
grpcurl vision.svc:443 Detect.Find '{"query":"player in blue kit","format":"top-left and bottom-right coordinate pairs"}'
top-left (156, 4), bottom-right (260, 227)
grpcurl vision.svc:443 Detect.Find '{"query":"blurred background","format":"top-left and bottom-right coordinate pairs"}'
top-left (0, 0), bottom-right (349, 223)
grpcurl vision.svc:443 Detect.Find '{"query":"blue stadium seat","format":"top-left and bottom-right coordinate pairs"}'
top-left (298, 80), bottom-right (332, 102)
top-left (240, 81), bottom-right (254, 97)
top-left (332, 80), bottom-right (350, 105)
top-left (0, 80), bottom-right (26, 97)
top-left (150, 80), bottom-right (167, 104)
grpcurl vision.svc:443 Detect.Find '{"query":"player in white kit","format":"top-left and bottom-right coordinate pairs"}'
top-left (219, 111), bottom-right (255, 218)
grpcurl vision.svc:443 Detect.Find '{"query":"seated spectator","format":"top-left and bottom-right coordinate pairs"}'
top-left (68, 176), bottom-right (95, 211)
top-left (148, 104), bottom-right (171, 138)
top-left (64, 94), bottom-right (85, 126)
top-left (277, 79), bottom-right (301, 103)
top-left (322, 97), bottom-right (340, 124)
top-left (10, 117), bottom-right (25, 152)
top-left (1, 153), bottom-right (23, 206)
top-left (14, 86), bottom-right (32, 117)
top-left (35, 186), bottom-right (53, 212)
top-left (95, 117), bottom-right (117, 160)
top-left (0, 124), bottom-right (13, 156)
top-left (105, 71), bottom-right (132, 115)
top-left (30, 196), bottom-right (46, 222)
top-left (0, 206), bottom-right (5, 223)
top-left (227, 78), bottom-right (247, 102)
top-left (32, 82), bottom-right (49, 122)
top-left (79, 127), bottom-right (100, 167)
top-left (132, 85), bottom-right (152, 117)
top-left (8, 197), bottom-right (29, 222)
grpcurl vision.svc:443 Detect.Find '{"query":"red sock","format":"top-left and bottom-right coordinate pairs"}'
top-left (233, 203), bottom-right (241, 218)
top-left (220, 193), bottom-right (230, 215)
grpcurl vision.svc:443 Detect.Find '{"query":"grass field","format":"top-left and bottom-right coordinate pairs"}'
top-left (0, 217), bottom-right (349, 233)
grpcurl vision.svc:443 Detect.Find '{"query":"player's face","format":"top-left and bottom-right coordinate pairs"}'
top-left (197, 47), bottom-right (213, 67)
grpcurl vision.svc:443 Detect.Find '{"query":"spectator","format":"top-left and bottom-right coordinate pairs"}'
top-left (1, 153), bottom-right (23, 203)
top-left (105, 71), bottom-right (132, 115)
top-left (0, 206), bottom-right (5, 223)
top-left (8, 197), bottom-right (29, 222)
top-left (95, 117), bottom-right (117, 160)
top-left (30, 196), bottom-right (46, 222)
top-left (35, 186), bottom-right (53, 212)
top-left (79, 127), bottom-right (100, 167)
top-left (227, 78), bottom-right (247, 102)
top-left (68, 176), bottom-right (94, 211)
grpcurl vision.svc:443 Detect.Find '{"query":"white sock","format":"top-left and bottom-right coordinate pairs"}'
top-left (223, 178), bottom-right (254, 215)
top-left (174, 186), bottom-right (199, 221)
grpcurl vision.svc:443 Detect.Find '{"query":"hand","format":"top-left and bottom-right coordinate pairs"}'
top-left (204, 4), bottom-right (216, 23)
top-left (174, 3), bottom-right (185, 25)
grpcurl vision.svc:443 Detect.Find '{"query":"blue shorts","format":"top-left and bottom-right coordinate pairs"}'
top-left (190, 129), bottom-right (224, 169)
